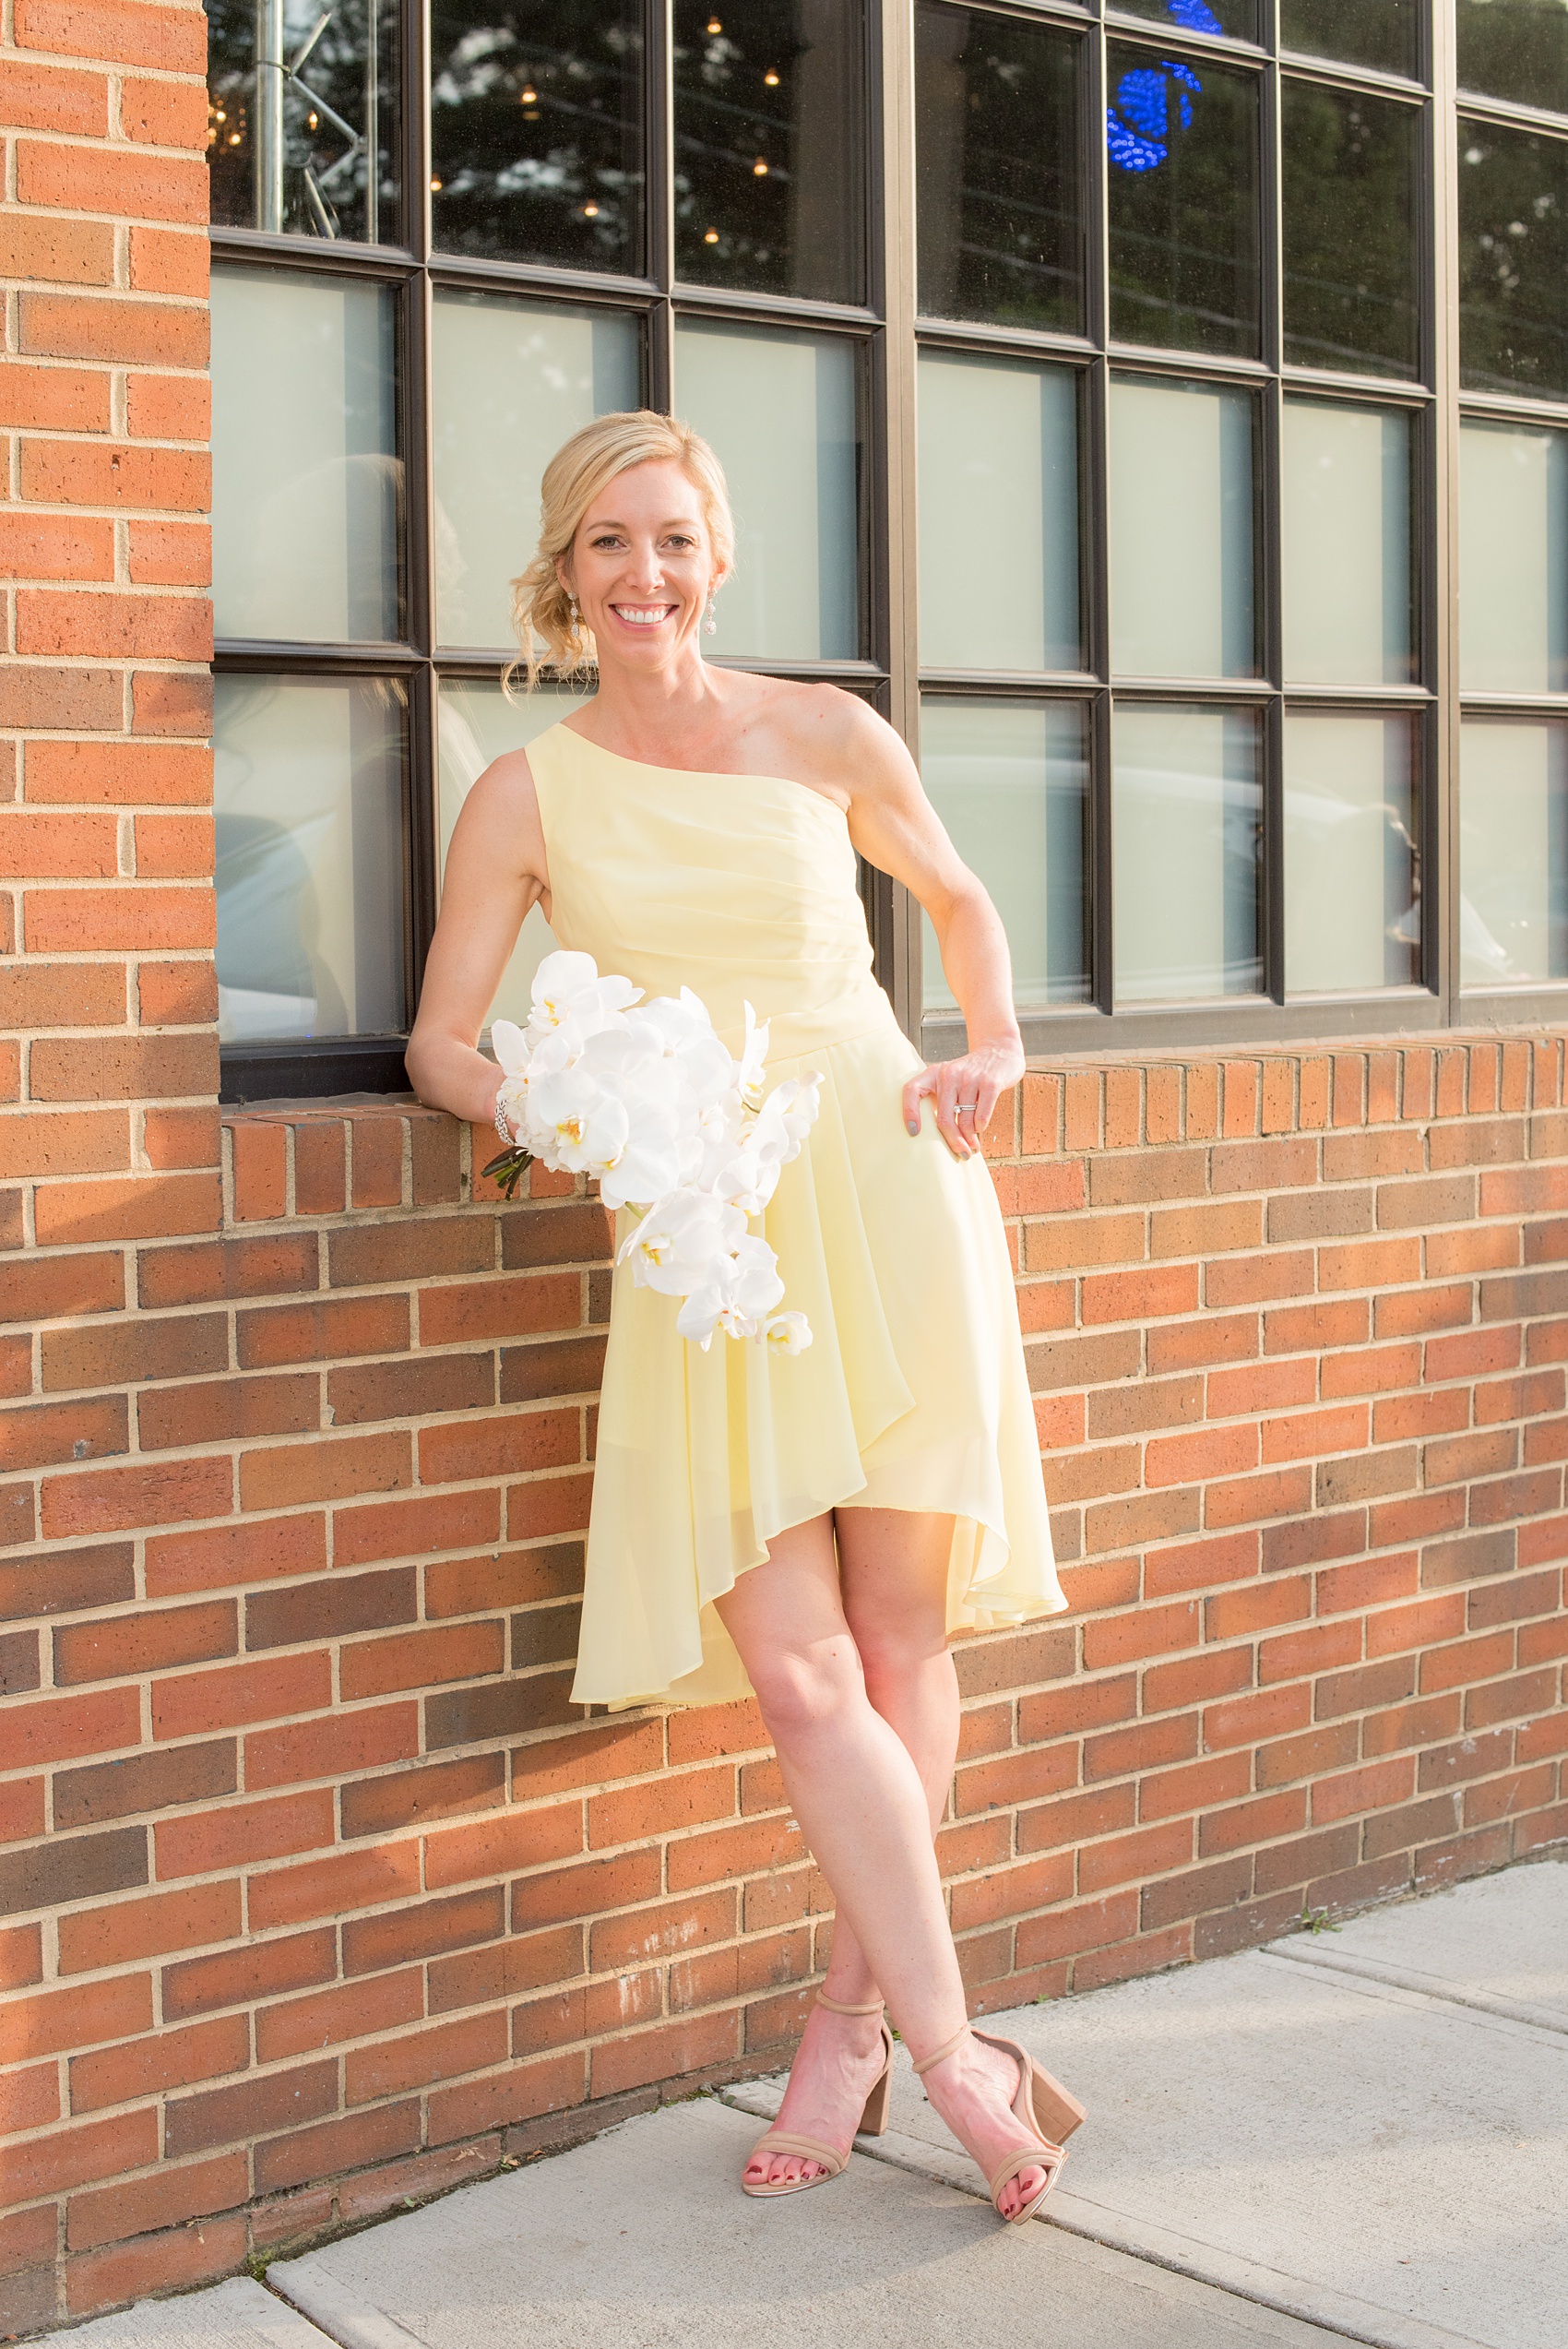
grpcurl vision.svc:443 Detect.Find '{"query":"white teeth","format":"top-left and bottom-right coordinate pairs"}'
top-left (613, 605), bottom-right (673, 626)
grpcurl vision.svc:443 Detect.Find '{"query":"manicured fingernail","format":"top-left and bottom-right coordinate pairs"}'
top-left (907, 1119), bottom-right (920, 1135)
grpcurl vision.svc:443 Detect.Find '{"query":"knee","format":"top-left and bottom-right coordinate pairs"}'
top-left (749, 1638), bottom-right (865, 1747)
top-left (844, 1604), bottom-right (947, 1700)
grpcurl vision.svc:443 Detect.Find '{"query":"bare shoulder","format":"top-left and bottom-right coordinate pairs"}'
top-left (756, 680), bottom-right (915, 809)
top-left (445, 743), bottom-right (547, 882)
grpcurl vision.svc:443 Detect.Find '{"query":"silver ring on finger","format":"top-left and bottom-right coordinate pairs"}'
top-left (955, 1102), bottom-right (978, 1113)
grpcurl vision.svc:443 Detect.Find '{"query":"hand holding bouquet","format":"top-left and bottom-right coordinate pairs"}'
top-left (483, 951), bottom-right (820, 1351)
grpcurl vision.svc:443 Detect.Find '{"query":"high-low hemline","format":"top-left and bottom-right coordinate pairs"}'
top-left (521, 721), bottom-right (1066, 1713)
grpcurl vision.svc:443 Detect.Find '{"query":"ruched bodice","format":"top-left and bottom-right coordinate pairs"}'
top-left (528, 725), bottom-right (893, 1064)
top-left (525, 719), bottom-right (1064, 1712)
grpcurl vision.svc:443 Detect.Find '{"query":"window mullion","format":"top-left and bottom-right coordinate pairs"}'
top-left (878, 0), bottom-right (922, 1043)
top-left (1430, 9), bottom-right (1463, 1021)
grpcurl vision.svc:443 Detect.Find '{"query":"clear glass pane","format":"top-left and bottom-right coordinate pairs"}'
top-left (1285, 712), bottom-right (1420, 994)
top-left (1459, 120), bottom-right (1568, 400)
top-left (1106, 42), bottom-right (1260, 358)
top-left (207, 0), bottom-right (399, 243)
top-left (673, 0), bottom-right (865, 303)
top-left (1461, 721), bottom-right (1568, 986)
top-left (429, 0), bottom-right (644, 270)
top-left (1281, 81), bottom-right (1420, 380)
top-left (1280, 0), bottom-right (1420, 75)
top-left (914, 2), bottom-right (1083, 333)
top-left (1458, 1), bottom-right (1568, 118)
top-left (433, 295), bottom-right (638, 651)
top-left (437, 682), bottom-right (588, 1031)
top-left (212, 267), bottom-right (398, 645)
top-left (1460, 423), bottom-right (1568, 695)
top-left (1113, 705), bottom-right (1262, 1001)
top-left (917, 352), bottom-right (1079, 673)
top-left (215, 675), bottom-right (405, 1043)
top-left (673, 319), bottom-right (859, 661)
top-left (1282, 400), bottom-right (1412, 686)
top-left (1115, 0), bottom-right (1257, 40)
top-left (919, 700), bottom-right (1089, 1011)
top-left (1109, 376), bottom-right (1254, 678)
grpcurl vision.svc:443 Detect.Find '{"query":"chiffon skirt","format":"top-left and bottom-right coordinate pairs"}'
top-left (569, 1014), bottom-right (1065, 1711)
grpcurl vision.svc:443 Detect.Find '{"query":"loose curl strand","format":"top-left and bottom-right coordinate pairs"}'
top-left (505, 411), bottom-right (736, 695)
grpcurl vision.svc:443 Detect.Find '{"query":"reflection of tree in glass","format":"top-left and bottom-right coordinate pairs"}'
top-left (914, 4), bottom-right (1081, 331)
top-left (1106, 43), bottom-right (1258, 358)
top-left (207, 0), bottom-right (399, 244)
top-left (428, 0), bottom-right (644, 271)
top-left (1280, 0), bottom-right (1418, 78)
top-left (1458, 0), bottom-right (1568, 120)
top-left (1113, 0), bottom-right (1247, 42)
top-left (1281, 83), bottom-right (1419, 379)
top-left (672, 2), bottom-right (862, 303)
top-left (1458, 125), bottom-right (1568, 398)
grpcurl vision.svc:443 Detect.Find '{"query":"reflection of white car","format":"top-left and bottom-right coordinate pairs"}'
top-left (1113, 711), bottom-right (1263, 1001)
top-left (1286, 774), bottom-right (1420, 990)
top-left (215, 806), bottom-right (339, 1043)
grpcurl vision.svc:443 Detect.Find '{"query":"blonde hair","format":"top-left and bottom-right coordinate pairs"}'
top-left (507, 411), bottom-right (735, 692)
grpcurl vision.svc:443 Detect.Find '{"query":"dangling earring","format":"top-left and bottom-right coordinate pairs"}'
top-left (703, 592), bottom-right (717, 638)
top-left (568, 591), bottom-right (579, 631)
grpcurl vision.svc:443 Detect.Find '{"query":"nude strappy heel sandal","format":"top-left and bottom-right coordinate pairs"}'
top-left (742, 1991), bottom-right (896, 2199)
top-left (912, 2023), bottom-right (1087, 2225)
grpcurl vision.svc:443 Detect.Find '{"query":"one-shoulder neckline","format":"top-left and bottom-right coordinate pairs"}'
top-left (552, 721), bottom-right (849, 825)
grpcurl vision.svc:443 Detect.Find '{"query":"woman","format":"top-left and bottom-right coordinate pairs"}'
top-left (407, 411), bottom-right (1082, 2224)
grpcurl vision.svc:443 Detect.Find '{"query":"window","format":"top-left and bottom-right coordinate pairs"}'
top-left (208, 1), bottom-right (1568, 1090)
top-left (208, 3), bottom-right (874, 1098)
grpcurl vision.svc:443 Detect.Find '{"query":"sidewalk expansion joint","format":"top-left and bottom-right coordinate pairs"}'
top-left (267, 2264), bottom-right (434, 2349)
top-left (1260, 1939), bottom-right (1568, 2038)
top-left (719, 2082), bottom-right (1497, 2349)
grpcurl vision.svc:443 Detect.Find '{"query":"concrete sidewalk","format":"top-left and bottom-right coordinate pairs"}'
top-left (65, 1856), bottom-right (1567, 2349)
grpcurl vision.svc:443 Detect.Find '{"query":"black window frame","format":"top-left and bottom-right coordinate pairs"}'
top-left (208, 2), bottom-right (1568, 1101)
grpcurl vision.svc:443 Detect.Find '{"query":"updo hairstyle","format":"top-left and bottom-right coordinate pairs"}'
top-left (507, 410), bottom-right (735, 693)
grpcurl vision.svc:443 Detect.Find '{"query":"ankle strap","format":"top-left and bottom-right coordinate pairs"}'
top-left (815, 1990), bottom-right (885, 2016)
top-left (911, 2023), bottom-right (971, 2077)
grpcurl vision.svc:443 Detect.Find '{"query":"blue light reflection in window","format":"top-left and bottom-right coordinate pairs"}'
top-left (1107, 58), bottom-right (1203, 175)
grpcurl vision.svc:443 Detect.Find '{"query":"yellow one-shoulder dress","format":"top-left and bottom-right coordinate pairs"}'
top-left (525, 721), bottom-right (1065, 1711)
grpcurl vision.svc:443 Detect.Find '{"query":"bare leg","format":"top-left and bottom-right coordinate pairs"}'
top-left (817, 1505), bottom-right (961, 2008)
top-left (718, 1518), bottom-right (1048, 2213)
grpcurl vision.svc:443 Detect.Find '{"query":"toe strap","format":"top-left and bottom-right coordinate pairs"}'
top-left (988, 2140), bottom-right (1063, 2204)
top-left (746, 2128), bottom-right (847, 2179)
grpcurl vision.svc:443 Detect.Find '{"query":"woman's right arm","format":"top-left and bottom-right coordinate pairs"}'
top-left (404, 748), bottom-right (548, 1125)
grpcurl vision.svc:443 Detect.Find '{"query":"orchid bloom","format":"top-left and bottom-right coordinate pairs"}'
top-left (497, 951), bottom-right (820, 1348)
top-left (525, 1064), bottom-right (630, 1174)
top-left (674, 1234), bottom-right (788, 1350)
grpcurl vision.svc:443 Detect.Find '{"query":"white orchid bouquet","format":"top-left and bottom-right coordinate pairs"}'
top-left (482, 950), bottom-right (820, 1353)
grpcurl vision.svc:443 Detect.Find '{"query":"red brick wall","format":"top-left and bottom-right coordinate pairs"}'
top-left (0, 17), bottom-right (1563, 2327)
top-left (1, 1050), bottom-right (1564, 2334)
top-left (0, 0), bottom-right (216, 1284)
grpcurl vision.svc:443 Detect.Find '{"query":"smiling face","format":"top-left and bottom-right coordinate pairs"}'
top-left (560, 459), bottom-right (724, 674)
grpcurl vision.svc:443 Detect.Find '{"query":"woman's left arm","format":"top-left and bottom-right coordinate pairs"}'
top-left (825, 697), bottom-right (1023, 1161)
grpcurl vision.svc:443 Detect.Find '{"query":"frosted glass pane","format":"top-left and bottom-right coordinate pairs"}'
top-left (917, 352), bottom-right (1079, 673)
top-left (918, 699), bottom-right (1088, 1012)
top-left (1113, 705), bottom-right (1261, 1001)
top-left (1461, 721), bottom-right (1568, 987)
top-left (1459, 422), bottom-right (1568, 694)
top-left (436, 682), bottom-right (587, 1033)
top-left (433, 295), bottom-right (638, 651)
top-left (212, 268), bottom-right (398, 644)
top-left (1285, 713), bottom-right (1420, 994)
top-left (1283, 402), bottom-right (1412, 686)
top-left (1110, 377), bottom-right (1253, 678)
top-left (215, 676), bottom-right (404, 1043)
top-left (673, 320), bottom-right (859, 660)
